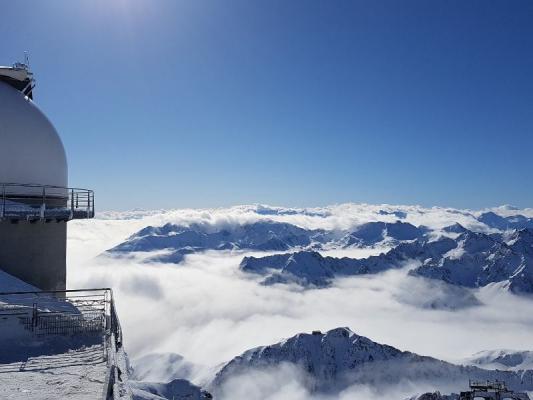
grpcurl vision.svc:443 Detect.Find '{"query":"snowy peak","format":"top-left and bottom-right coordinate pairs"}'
top-left (211, 327), bottom-right (533, 395)
top-left (442, 223), bottom-right (468, 234)
top-left (477, 212), bottom-right (533, 231)
top-left (212, 327), bottom-right (410, 391)
top-left (344, 221), bottom-right (425, 246)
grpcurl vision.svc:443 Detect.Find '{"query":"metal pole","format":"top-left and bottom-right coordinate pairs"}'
top-left (40, 186), bottom-right (46, 219)
top-left (32, 303), bottom-right (38, 332)
top-left (1, 184), bottom-right (5, 218)
top-left (87, 190), bottom-right (91, 218)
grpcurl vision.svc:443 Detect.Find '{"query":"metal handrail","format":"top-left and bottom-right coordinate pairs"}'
top-left (0, 288), bottom-right (125, 399)
top-left (0, 288), bottom-right (123, 350)
top-left (0, 182), bottom-right (94, 220)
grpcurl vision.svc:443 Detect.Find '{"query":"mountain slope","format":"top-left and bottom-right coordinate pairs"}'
top-left (240, 250), bottom-right (403, 286)
top-left (131, 379), bottom-right (211, 400)
top-left (108, 221), bottom-right (324, 262)
top-left (463, 349), bottom-right (533, 371)
top-left (342, 221), bottom-right (426, 246)
top-left (211, 328), bottom-right (533, 395)
top-left (477, 212), bottom-right (533, 231)
top-left (411, 229), bottom-right (533, 294)
top-left (240, 228), bottom-right (533, 294)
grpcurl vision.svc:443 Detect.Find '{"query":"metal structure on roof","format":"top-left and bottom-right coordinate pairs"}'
top-left (460, 381), bottom-right (530, 400)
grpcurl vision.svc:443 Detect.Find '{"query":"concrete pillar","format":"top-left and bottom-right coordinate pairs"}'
top-left (0, 220), bottom-right (66, 291)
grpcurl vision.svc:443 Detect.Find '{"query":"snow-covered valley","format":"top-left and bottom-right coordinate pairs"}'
top-left (64, 203), bottom-right (533, 399)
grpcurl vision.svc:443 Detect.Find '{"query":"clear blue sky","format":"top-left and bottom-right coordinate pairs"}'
top-left (2, 1), bottom-right (532, 210)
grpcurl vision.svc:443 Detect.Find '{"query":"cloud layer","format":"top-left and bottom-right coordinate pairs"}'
top-left (67, 203), bottom-right (533, 397)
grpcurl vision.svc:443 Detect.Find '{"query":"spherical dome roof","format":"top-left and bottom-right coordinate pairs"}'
top-left (0, 81), bottom-right (67, 189)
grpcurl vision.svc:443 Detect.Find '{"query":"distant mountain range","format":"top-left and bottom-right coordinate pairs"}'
top-left (240, 227), bottom-right (533, 294)
top-left (108, 221), bottom-right (326, 263)
top-left (105, 209), bottom-right (533, 294)
top-left (209, 327), bottom-right (533, 396)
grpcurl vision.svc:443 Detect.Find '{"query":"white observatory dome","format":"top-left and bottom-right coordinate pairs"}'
top-left (0, 81), bottom-right (67, 189)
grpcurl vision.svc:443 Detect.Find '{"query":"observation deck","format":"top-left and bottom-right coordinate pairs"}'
top-left (0, 288), bottom-right (127, 399)
top-left (0, 59), bottom-right (34, 99)
top-left (0, 183), bottom-right (94, 221)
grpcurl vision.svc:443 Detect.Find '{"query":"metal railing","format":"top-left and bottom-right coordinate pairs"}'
top-left (0, 288), bottom-right (125, 399)
top-left (0, 288), bottom-right (114, 336)
top-left (0, 182), bottom-right (94, 221)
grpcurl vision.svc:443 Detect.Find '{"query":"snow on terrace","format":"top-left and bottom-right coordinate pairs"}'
top-left (0, 271), bottom-right (112, 399)
top-left (0, 345), bottom-right (106, 400)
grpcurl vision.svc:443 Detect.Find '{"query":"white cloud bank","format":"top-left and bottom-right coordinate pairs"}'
top-left (67, 203), bottom-right (533, 396)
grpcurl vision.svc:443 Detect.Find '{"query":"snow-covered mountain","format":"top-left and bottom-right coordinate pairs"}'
top-left (341, 221), bottom-right (427, 246)
top-left (240, 227), bottom-right (533, 294)
top-left (131, 379), bottom-right (211, 400)
top-left (477, 212), bottom-right (533, 231)
top-left (100, 204), bottom-right (533, 295)
top-left (107, 221), bottom-right (325, 263)
top-left (240, 250), bottom-right (403, 286)
top-left (211, 327), bottom-right (533, 396)
top-left (107, 219), bottom-right (430, 264)
top-left (463, 349), bottom-right (533, 371)
top-left (411, 229), bottom-right (533, 294)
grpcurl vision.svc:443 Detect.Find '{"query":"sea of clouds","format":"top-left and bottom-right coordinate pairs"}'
top-left (66, 203), bottom-right (533, 399)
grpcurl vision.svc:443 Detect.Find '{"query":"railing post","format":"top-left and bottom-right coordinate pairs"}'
top-left (87, 190), bottom-right (91, 218)
top-left (40, 186), bottom-right (46, 219)
top-left (32, 303), bottom-right (38, 332)
top-left (1, 184), bottom-right (5, 219)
